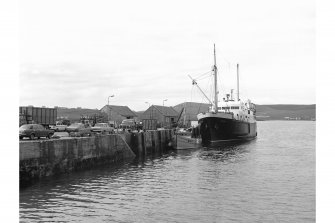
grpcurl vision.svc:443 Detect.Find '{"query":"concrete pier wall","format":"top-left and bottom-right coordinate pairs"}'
top-left (20, 130), bottom-right (174, 186)
top-left (123, 130), bottom-right (174, 157)
top-left (20, 134), bottom-right (135, 186)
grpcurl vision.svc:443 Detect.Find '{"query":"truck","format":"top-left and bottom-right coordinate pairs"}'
top-left (19, 106), bottom-right (57, 128)
top-left (120, 119), bottom-right (136, 130)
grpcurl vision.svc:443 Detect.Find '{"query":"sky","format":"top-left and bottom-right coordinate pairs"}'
top-left (19, 0), bottom-right (315, 111)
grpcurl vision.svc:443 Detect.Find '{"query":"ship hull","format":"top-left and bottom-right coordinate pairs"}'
top-left (199, 117), bottom-right (257, 146)
top-left (173, 134), bottom-right (202, 150)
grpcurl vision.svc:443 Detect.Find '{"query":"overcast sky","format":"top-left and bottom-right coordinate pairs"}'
top-left (19, 0), bottom-right (315, 111)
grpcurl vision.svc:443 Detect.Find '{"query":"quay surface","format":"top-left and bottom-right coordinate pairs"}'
top-left (20, 130), bottom-right (174, 187)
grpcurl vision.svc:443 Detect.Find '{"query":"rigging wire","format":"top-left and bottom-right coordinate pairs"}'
top-left (190, 84), bottom-right (194, 103)
top-left (193, 70), bottom-right (212, 80)
top-left (189, 47), bottom-right (238, 110)
top-left (187, 47), bottom-right (245, 119)
top-left (216, 47), bottom-right (235, 68)
top-left (192, 71), bottom-right (212, 105)
top-left (190, 79), bottom-right (210, 119)
top-left (217, 69), bottom-right (226, 100)
top-left (196, 73), bottom-right (212, 81)
top-left (214, 47), bottom-right (239, 100)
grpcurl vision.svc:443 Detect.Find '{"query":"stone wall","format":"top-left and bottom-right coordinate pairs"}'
top-left (20, 130), bottom-right (174, 187)
top-left (20, 134), bottom-right (135, 187)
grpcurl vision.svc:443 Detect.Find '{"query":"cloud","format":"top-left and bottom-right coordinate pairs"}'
top-left (19, 0), bottom-right (315, 110)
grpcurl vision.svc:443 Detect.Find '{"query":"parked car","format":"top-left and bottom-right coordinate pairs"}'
top-left (176, 127), bottom-right (187, 133)
top-left (120, 119), bottom-right (136, 129)
top-left (19, 124), bottom-right (54, 140)
top-left (50, 124), bottom-right (67, 132)
top-left (66, 123), bottom-right (91, 137)
top-left (91, 123), bottom-right (114, 134)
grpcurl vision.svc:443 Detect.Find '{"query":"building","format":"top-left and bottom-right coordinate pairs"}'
top-left (173, 102), bottom-right (210, 127)
top-left (100, 105), bottom-right (138, 126)
top-left (140, 105), bottom-right (178, 128)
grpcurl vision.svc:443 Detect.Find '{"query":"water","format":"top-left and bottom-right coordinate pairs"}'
top-left (20, 121), bottom-right (315, 222)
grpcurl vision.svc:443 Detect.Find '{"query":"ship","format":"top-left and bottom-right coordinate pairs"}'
top-left (173, 106), bottom-right (202, 150)
top-left (190, 45), bottom-right (257, 146)
top-left (174, 129), bottom-right (202, 150)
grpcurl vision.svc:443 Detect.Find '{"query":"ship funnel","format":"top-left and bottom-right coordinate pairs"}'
top-left (231, 89), bottom-right (234, 101)
top-left (226, 94), bottom-right (230, 101)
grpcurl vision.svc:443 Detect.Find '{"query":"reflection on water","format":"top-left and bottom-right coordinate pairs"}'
top-left (198, 141), bottom-right (253, 162)
top-left (20, 121), bottom-right (315, 223)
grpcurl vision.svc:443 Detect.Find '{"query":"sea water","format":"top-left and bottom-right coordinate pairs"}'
top-left (20, 121), bottom-right (315, 222)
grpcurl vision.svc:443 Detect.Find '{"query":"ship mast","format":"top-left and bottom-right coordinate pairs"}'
top-left (213, 44), bottom-right (218, 113)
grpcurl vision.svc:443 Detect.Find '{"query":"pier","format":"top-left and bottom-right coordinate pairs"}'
top-left (20, 130), bottom-right (174, 187)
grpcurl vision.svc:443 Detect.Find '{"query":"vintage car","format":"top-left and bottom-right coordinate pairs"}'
top-left (120, 119), bottom-right (136, 130)
top-left (91, 123), bottom-right (114, 134)
top-left (19, 124), bottom-right (54, 140)
top-left (66, 123), bottom-right (91, 137)
top-left (50, 124), bottom-right (68, 132)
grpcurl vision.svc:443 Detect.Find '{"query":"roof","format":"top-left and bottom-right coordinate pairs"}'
top-left (152, 105), bottom-right (178, 117)
top-left (173, 102), bottom-right (211, 121)
top-left (103, 105), bottom-right (137, 117)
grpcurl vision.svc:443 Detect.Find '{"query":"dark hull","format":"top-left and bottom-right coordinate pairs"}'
top-left (199, 117), bottom-right (257, 146)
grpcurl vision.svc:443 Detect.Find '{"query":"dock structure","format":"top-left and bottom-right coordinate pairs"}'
top-left (20, 130), bottom-right (174, 187)
top-left (123, 129), bottom-right (173, 158)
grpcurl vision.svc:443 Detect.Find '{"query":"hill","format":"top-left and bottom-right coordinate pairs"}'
top-left (256, 104), bottom-right (316, 120)
top-left (55, 103), bottom-right (316, 122)
top-left (173, 103), bottom-right (316, 121)
top-left (56, 107), bottom-right (102, 122)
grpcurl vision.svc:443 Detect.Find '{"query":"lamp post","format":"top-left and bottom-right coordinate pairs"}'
top-left (163, 99), bottom-right (167, 128)
top-left (108, 95), bottom-right (114, 125)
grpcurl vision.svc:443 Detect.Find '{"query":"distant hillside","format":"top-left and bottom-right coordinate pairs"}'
top-left (133, 110), bottom-right (144, 117)
top-left (55, 103), bottom-right (316, 122)
top-left (56, 107), bottom-right (102, 121)
top-left (256, 104), bottom-right (316, 120)
top-left (173, 103), bottom-right (316, 121)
